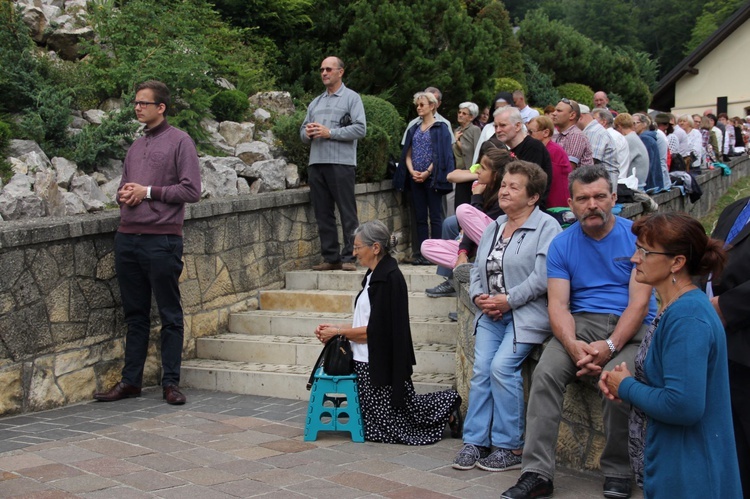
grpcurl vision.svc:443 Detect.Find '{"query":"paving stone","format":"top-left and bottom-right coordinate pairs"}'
top-left (74, 456), bottom-right (146, 477)
top-left (259, 439), bottom-right (316, 454)
top-left (385, 452), bottom-right (448, 471)
top-left (254, 423), bottom-right (304, 438)
top-left (52, 474), bottom-right (120, 493)
top-left (382, 467), bottom-right (469, 494)
top-left (170, 467), bottom-right (240, 486)
top-left (19, 463), bottom-right (85, 482)
top-left (0, 452), bottom-right (55, 471)
top-left (344, 458), bottom-right (405, 475)
top-left (125, 454), bottom-right (198, 473)
top-left (190, 422), bottom-right (246, 435)
top-left (227, 446), bottom-right (282, 460)
top-left (80, 485), bottom-right (154, 498)
top-left (175, 447), bottom-right (238, 466)
top-left (210, 459), bottom-right (273, 476)
top-left (74, 438), bottom-right (153, 458)
top-left (116, 469), bottom-right (187, 491)
top-left (212, 477), bottom-right (277, 497)
top-left (247, 468), bottom-right (312, 487)
top-left (154, 484), bottom-right (237, 499)
top-left (328, 470), bottom-right (405, 493)
top-left (256, 452), bottom-right (314, 469)
top-left (6, 490), bottom-right (80, 498)
top-left (383, 485), bottom-right (456, 498)
top-left (105, 431), bottom-right (196, 453)
top-left (284, 477), bottom-right (365, 499)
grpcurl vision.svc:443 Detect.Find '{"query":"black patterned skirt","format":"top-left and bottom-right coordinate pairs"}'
top-left (354, 361), bottom-right (459, 445)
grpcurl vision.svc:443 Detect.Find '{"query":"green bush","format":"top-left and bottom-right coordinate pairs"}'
top-left (211, 89), bottom-right (249, 122)
top-left (356, 123), bottom-right (389, 183)
top-left (360, 95), bottom-right (404, 160)
top-left (72, 108), bottom-right (140, 173)
top-left (494, 77), bottom-right (525, 95)
top-left (556, 83), bottom-right (594, 109)
top-left (524, 55), bottom-right (559, 108)
top-left (272, 109), bottom-right (310, 179)
top-left (18, 84), bottom-right (73, 157)
top-left (0, 119), bottom-right (12, 184)
top-left (607, 93), bottom-right (628, 114)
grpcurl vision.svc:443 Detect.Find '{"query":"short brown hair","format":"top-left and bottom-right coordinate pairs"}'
top-left (529, 116), bottom-right (554, 137)
top-left (631, 212), bottom-right (726, 277)
top-left (504, 160), bottom-right (548, 205)
top-left (135, 80), bottom-right (170, 111)
top-left (614, 112), bottom-right (633, 129)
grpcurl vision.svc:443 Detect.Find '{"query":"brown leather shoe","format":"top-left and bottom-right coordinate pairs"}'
top-left (163, 385), bottom-right (186, 405)
top-left (341, 262), bottom-right (357, 271)
top-left (312, 262), bottom-right (342, 271)
top-left (94, 381), bottom-right (141, 402)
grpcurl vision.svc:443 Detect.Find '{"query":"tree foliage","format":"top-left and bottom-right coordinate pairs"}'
top-left (84, 0), bottom-right (274, 144)
top-left (686, 0), bottom-right (746, 53)
top-left (519, 10), bottom-right (652, 111)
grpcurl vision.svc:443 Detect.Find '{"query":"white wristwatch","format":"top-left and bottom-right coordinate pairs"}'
top-left (145, 186), bottom-right (152, 200)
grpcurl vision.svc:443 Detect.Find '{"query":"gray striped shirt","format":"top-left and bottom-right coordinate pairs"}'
top-left (300, 82), bottom-right (366, 166)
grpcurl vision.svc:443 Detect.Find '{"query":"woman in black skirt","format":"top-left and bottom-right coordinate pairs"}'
top-left (314, 220), bottom-right (461, 445)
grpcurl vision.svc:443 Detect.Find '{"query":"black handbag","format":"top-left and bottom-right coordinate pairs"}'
top-left (306, 334), bottom-right (354, 390)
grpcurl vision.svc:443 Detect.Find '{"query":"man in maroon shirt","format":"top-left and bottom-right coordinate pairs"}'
top-left (94, 80), bottom-right (201, 405)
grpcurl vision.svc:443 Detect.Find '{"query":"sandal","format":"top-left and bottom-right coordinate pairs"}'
top-left (448, 395), bottom-right (463, 438)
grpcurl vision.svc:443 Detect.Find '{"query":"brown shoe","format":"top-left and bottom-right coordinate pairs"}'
top-left (312, 262), bottom-right (342, 271)
top-left (94, 381), bottom-right (141, 402)
top-left (163, 385), bottom-right (187, 405)
top-left (341, 262), bottom-right (357, 271)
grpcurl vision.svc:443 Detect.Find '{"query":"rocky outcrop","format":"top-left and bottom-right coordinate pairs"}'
top-left (248, 91), bottom-right (295, 117)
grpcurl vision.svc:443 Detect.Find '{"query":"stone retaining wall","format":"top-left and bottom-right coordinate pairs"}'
top-left (454, 155), bottom-right (750, 472)
top-left (0, 181), bottom-right (405, 415)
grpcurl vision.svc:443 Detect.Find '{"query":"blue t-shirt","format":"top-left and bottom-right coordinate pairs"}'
top-left (547, 216), bottom-right (656, 322)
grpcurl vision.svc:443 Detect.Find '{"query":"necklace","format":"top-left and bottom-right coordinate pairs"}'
top-left (659, 281), bottom-right (695, 313)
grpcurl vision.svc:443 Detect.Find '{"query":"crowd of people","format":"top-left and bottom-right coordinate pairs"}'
top-left (300, 63), bottom-right (749, 499)
top-left (90, 58), bottom-right (749, 499)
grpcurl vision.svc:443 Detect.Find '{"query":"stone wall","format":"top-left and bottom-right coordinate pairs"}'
top-left (0, 181), bottom-right (405, 416)
top-left (453, 155), bottom-right (750, 472)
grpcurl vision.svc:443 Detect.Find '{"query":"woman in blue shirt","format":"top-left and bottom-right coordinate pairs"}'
top-left (600, 212), bottom-right (741, 498)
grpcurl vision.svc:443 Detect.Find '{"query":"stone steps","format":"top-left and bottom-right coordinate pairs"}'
top-left (182, 264), bottom-right (459, 400)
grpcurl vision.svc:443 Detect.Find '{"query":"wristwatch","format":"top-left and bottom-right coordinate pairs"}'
top-left (145, 186), bottom-right (152, 200)
top-left (605, 339), bottom-right (618, 357)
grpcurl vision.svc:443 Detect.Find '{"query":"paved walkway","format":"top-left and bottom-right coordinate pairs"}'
top-left (0, 388), bottom-right (642, 498)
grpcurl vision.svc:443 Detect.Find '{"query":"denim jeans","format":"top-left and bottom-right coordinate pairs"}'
top-left (115, 233), bottom-right (185, 388)
top-left (463, 312), bottom-right (535, 449)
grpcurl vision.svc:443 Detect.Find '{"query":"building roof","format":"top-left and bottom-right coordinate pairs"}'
top-left (651, 1), bottom-right (750, 111)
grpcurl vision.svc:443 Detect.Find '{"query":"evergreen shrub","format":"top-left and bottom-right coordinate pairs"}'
top-left (494, 77), bottom-right (525, 95)
top-left (72, 109), bottom-right (140, 173)
top-left (556, 83), bottom-right (594, 109)
top-left (211, 90), bottom-right (249, 122)
top-left (360, 95), bottom-right (404, 159)
top-left (0, 119), bottom-right (12, 183)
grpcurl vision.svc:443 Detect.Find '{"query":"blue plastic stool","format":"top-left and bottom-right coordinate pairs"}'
top-left (304, 368), bottom-right (364, 442)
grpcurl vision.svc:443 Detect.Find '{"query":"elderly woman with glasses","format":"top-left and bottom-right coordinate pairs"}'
top-left (599, 212), bottom-right (741, 498)
top-left (453, 102), bottom-right (482, 209)
top-left (315, 221), bottom-right (461, 444)
top-left (396, 92), bottom-right (455, 265)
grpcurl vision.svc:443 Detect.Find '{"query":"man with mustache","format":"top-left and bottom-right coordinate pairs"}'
top-left (502, 165), bottom-right (656, 499)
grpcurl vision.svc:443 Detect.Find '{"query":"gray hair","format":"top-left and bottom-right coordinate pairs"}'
top-left (568, 164), bottom-right (613, 195)
top-left (413, 91), bottom-right (438, 106)
top-left (459, 101), bottom-right (479, 118)
top-left (424, 86), bottom-right (442, 102)
top-left (496, 106), bottom-right (523, 125)
top-left (633, 113), bottom-right (651, 127)
top-left (353, 220), bottom-right (398, 254)
top-left (592, 108), bottom-right (614, 127)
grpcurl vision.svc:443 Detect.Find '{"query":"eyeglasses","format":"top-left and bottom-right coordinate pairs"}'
top-left (319, 67), bottom-right (340, 73)
top-left (416, 103), bottom-right (430, 108)
top-left (133, 101), bottom-right (159, 108)
top-left (352, 244), bottom-right (371, 252)
top-left (632, 120), bottom-right (642, 125)
top-left (635, 244), bottom-right (674, 258)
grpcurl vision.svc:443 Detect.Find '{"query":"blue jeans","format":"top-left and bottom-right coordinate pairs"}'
top-left (437, 215), bottom-right (460, 278)
top-left (463, 312), bottom-right (535, 449)
top-left (115, 233), bottom-right (185, 388)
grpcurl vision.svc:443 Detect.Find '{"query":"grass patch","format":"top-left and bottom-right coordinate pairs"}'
top-left (699, 174), bottom-right (750, 234)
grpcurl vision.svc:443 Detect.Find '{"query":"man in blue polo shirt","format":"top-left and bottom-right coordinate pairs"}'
top-left (502, 165), bottom-right (656, 499)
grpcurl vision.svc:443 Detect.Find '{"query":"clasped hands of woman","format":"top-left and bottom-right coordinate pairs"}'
top-left (314, 323), bottom-right (338, 344)
top-left (473, 293), bottom-right (510, 320)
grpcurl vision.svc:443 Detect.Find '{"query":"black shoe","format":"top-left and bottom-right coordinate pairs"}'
top-left (426, 280), bottom-right (456, 297)
top-left (448, 312), bottom-right (458, 322)
top-left (501, 472), bottom-right (553, 499)
top-left (603, 477), bottom-right (631, 498)
top-left (448, 395), bottom-right (463, 438)
top-left (411, 256), bottom-right (433, 265)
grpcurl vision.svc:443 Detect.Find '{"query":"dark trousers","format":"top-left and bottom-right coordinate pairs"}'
top-left (115, 233), bottom-right (185, 388)
top-left (308, 163), bottom-right (358, 264)
top-left (409, 179), bottom-right (444, 257)
top-left (730, 361), bottom-right (750, 498)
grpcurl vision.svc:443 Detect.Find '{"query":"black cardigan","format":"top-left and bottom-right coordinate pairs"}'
top-left (355, 253), bottom-right (416, 407)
